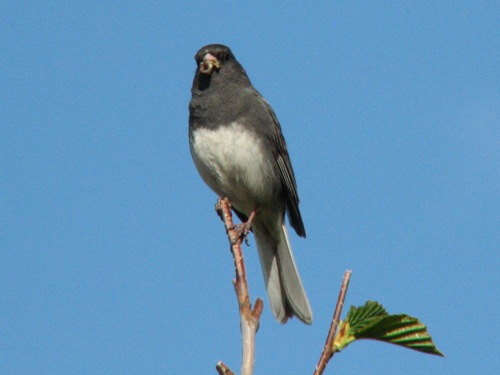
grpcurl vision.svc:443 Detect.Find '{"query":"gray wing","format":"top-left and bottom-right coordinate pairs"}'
top-left (261, 98), bottom-right (306, 238)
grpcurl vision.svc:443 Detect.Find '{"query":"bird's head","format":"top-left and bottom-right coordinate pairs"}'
top-left (195, 44), bottom-right (233, 75)
top-left (192, 44), bottom-right (250, 91)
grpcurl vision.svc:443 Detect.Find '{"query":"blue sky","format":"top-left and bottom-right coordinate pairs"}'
top-left (1, 2), bottom-right (498, 374)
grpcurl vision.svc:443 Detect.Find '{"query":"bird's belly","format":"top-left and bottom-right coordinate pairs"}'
top-left (190, 122), bottom-right (280, 214)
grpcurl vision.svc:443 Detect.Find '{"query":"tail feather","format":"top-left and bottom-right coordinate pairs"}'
top-left (254, 224), bottom-right (313, 324)
top-left (277, 224), bottom-right (313, 324)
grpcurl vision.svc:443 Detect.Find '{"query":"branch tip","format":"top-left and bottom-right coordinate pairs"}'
top-left (252, 298), bottom-right (264, 320)
top-left (216, 361), bottom-right (235, 375)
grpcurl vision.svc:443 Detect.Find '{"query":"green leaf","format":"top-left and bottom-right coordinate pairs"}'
top-left (333, 301), bottom-right (444, 357)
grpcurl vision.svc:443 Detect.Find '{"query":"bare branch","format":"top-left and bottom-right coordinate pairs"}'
top-left (314, 270), bottom-right (352, 375)
top-left (215, 198), bottom-right (261, 375)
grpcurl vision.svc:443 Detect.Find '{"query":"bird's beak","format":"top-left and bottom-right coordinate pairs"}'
top-left (199, 53), bottom-right (220, 74)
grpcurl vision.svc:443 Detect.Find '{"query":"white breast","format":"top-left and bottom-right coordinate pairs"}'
top-left (190, 122), bottom-right (278, 214)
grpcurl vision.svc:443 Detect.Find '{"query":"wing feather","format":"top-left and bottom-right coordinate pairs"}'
top-left (262, 99), bottom-right (306, 237)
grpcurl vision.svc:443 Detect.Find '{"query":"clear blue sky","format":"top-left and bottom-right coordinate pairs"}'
top-left (1, 2), bottom-right (498, 374)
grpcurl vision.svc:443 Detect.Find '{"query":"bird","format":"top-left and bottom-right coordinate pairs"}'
top-left (188, 44), bottom-right (312, 324)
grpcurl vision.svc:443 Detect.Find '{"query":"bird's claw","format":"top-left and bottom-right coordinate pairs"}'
top-left (230, 222), bottom-right (252, 245)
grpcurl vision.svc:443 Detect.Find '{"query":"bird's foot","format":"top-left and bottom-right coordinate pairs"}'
top-left (215, 199), bottom-right (224, 222)
top-left (215, 198), bottom-right (232, 221)
top-left (229, 209), bottom-right (257, 245)
top-left (231, 222), bottom-right (252, 245)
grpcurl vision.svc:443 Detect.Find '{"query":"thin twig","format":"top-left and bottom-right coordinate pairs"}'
top-left (313, 270), bottom-right (352, 375)
top-left (215, 198), bottom-right (262, 375)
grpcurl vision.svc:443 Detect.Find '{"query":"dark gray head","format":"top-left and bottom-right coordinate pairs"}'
top-left (192, 44), bottom-right (251, 92)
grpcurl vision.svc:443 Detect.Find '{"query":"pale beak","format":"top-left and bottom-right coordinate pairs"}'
top-left (199, 53), bottom-right (220, 74)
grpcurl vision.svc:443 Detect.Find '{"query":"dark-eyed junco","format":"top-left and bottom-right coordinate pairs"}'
top-left (188, 44), bottom-right (312, 324)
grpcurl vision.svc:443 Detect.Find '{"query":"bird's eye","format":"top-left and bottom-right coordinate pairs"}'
top-left (217, 51), bottom-right (229, 61)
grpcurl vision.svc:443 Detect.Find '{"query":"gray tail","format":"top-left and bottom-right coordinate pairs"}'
top-left (254, 224), bottom-right (313, 324)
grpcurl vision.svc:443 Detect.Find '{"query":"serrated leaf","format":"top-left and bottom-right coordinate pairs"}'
top-left (346, 300), bottom-right (388, 333)
top-left (334, 301), bottom-right (444, 357)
